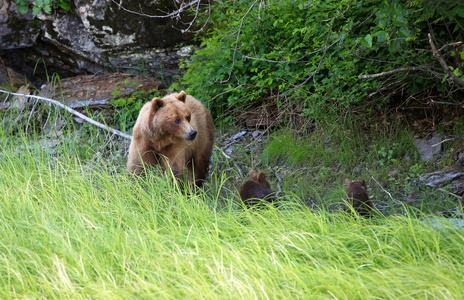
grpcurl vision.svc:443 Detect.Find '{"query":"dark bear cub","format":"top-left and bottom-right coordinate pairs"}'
top-left (343, 179), bottom-right (373, 217)
top-left (238, 170), bottom-right (276, 208)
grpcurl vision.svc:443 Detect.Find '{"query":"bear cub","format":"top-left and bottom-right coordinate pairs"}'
top-left (238, 170), bottom-right (277, 208)
top-left (343, 179), bottom-right (373, 217)
top-left (127, 91), bottom-right (214, 187)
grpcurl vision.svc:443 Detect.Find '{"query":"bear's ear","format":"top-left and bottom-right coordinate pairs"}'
top-left (360, 179), bottom-right (366, 187)
top-left (249, 170), bottom-right (258, 180)
top-left (176, 91), bottom-right (187, 103)
top-left (257, 172), bottom-right (267, 183)
top-left (151, 98), bottom-right (164, 112)
top-left (344, 179), bottom-right (352, 188)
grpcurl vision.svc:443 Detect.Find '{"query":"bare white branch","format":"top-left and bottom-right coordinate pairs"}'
top-left (0, 89), bottom-right (132, 140)
top-left (358, 67), bottom-right (423, 79)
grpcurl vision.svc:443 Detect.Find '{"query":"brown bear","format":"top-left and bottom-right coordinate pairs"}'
top-left (127, 91), bottom-right (214, 187)
top-left (343, 179), bottom-right (373, 217)
top-left (238, 170), bottom-right (277, 208)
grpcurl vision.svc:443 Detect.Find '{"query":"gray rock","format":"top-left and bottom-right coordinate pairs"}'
top-left (231, 131), bottom-right (248, 140)
top-left (0, 0), bottom-right (42, 49)
top-left (0, 0), bottom-right (195, 85)
top-left (419, 170), bottom-right (464, 188)
top-left (414, 131), bottom-right (442, 162)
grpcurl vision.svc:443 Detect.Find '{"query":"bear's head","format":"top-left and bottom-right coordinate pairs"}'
top-left (249, 170), bottom-right (271, 188)
top-left (345, 179), bottom-right (368, 199)
top-left (149, 91), bottom-right (197, 141)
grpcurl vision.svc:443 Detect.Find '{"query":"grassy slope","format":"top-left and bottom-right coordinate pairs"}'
top-left (1, 133), bottom-right (464, 299)
top-left (255, 114), bottom-right (464, 215)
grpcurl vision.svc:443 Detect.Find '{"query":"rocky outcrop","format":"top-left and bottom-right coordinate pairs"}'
top-left (0, 0), bottom-right (42, 49)
top-left (0, 0), bottom-right (196, 86)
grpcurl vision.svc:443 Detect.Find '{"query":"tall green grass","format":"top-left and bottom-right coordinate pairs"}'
top-left (1, 131), bottom-right (464, 299)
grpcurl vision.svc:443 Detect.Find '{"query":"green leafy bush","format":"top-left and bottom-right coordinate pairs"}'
top-left (178, 0), bottom-right (464, 121)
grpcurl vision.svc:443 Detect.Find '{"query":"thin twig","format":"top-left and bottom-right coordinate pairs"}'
top-left (214, 145), bottom-right (231, 159)
top-left (437, 41), bottom-right (462, 53)
top-left (322, 5), bottom-right (349, 22)
top-left (431, 135), bottom-right (464, 147)
top-left (110, 0), bottom-right (200, 19)
top-left (358, 67), bottom-right (422, 79)
top-left (0, 89), bottom-right (132, 140)
top-left (350, 8), bottom-right (380, 33)
top-left (370, 175), bottom-right (401, 205)
top-left (429, 99), bottom-right (464, 107)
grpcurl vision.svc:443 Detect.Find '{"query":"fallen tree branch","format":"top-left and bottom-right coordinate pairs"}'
top-left (428, 33), bottom-right (464, 88)
top-left (358, 67), bottom-right (422, 79)
top-left (0, 89), bottom-right (132, 140)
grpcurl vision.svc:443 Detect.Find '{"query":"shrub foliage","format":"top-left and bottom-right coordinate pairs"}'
top-left (178, 0), bottom-right (464, 120)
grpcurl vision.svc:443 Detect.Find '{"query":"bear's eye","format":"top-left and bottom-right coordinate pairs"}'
top-left (174, 118), bottom-right (181, 124)
top-left (186, 116), bottom-right (191, 122)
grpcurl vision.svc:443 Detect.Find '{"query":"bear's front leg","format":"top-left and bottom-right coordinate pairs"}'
top-left (127, 138), bottom-right (158, 173)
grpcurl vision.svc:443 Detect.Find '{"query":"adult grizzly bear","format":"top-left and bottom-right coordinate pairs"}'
top-left (343, 179), bottom-right (373, 217)
top-left (238, 170), bottom-right (277, 208)
top-left (127, 91), bottom-right (214, 187)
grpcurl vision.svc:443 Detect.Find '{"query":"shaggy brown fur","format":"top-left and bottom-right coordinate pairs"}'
top-left (127, 91), bottom-right (214, 187)
top-left (343, 179), bottom-right (373, 217)
top-left (238, 170), bottom-right (276, 208)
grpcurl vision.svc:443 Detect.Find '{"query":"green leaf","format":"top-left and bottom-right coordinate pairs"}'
top-left (377, 31), bottom-right (388, 43)
top-left (43, 5), bottom-right (52, 14)
top-left (32, 6), bottom-right (41, 16)
top-left (59, 1), bottom-right (70, 10)
top-left (453, 68), bottom-right (462, 77)
top-left (396, 14), bottom-right (406, 24)
top-left (361, 34), bottom-right (373, 48)
top-left (17, 5), bottom-right (29, 14)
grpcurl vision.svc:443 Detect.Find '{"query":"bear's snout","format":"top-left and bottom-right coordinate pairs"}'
top-left (185, 129), bottom-right (197, 141)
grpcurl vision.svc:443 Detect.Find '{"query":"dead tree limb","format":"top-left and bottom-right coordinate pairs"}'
top-left (428, 33), bottom-right (464, 88)
top-left (0, 89), bottom-right (132, 140)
